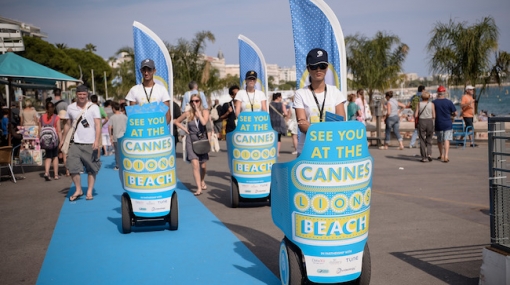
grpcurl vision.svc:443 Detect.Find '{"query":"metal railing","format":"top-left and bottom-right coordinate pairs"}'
top-left (488, 117), bottom-right (510, 252)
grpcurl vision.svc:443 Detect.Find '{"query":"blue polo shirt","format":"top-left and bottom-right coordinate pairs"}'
top-left (433, 98), bottom-right (456, 131)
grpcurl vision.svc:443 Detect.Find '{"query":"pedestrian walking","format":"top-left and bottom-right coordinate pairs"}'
top-left (269, 92), bottom-right (288, 157)
top-left (173, 94), bottom-right (210, 196)
top-left (415, 91), bottom-right (435, 162)
top-left (62, 85), bottom-right (102, 201)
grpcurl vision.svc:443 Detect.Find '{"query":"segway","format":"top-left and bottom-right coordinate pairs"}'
top-left (119, 102), bottom-right (179, 233)
top-left (271, 121), bottom-right (373, 284)
top-left (226, 111), bottom-right (278, 208)
top-left (121, 191), bottom-right (178, 234)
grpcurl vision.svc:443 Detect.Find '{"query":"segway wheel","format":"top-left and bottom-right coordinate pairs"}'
top-left (230, 178), bottom-right (239, 208)
top-left (279, 237), bottom-right (304, 285)
top-left (168, 191), bottom-right (178, 231)
top-left (121, 193), bottom-right (132, 234)
top-left (354, 243), bottom-right (371, 285)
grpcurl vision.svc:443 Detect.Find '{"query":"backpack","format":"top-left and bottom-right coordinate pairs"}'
top-left (40, 115), bottom-right (58, 150)
top-left (54, 100), bottom-right (64, 109)
top-left (210, 105), bottom-right (220, 121)
top-left (410, 95), bottom-right (421, 112)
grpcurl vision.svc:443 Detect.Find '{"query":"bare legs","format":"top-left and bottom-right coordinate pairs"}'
top-left (44, 156), bottom-right (59, 179)
top-left (71, 173), bottom-right (96, 199)
top-left (191, 159), bottom-right (207, 195)
top-left (437, 140), bottom-right (450, 162)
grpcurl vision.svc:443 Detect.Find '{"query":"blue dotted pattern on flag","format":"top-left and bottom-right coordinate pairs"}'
top-left (289, 0), bottom-right (342, 89)
top-left (239, 38), bottom-right (266, 92)
top-left (133, 27), bottom-right (169, 89)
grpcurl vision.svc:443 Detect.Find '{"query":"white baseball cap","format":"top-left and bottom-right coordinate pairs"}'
top-left (465, 85), bottom-right (475, 90)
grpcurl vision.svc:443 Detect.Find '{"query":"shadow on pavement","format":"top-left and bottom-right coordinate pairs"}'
top-left (219, 221), bottom-right (282, 276)
top-left (390, 244), bottom-right (487, 285)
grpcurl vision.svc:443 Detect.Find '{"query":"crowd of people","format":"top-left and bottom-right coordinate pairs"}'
top-left (1, 48), bottom-right (478, 198)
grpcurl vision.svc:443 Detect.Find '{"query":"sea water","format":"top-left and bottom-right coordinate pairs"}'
top-left (449, 85), bottom-right (510, 116)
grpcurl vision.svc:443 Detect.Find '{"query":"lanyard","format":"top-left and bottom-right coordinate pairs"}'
top-left (246, 89), bottom-right (255, 111)
top-left (309, 85), bottom-right (327, 122)
top-left (143, 84), bottom-right (154, 103)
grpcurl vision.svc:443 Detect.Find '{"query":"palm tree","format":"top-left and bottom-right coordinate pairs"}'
top-left (427, 16), bottom-right (499, 111)
top-left (83, 43), bottom-right (97, 53)
top-left (168, 31), bottom-right (215, 96)
top-left (55, 43), bottom-right (67, 49)
top-left (346, 31), bottom-right (409, 104)
top-left (488, 51), bottom-right (510, 85)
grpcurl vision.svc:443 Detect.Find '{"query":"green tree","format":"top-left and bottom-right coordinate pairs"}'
top-left (345, 31), bottom-right (409, 104)
top-left (110, 47), bottom-right (136, 100)
top-left (55, 43), bottom-right (68, 50)
top-left (65, 48), bottom-right (112, 95)
top-left (427, 16), bottom-right (499, 111)
top-left (169, 31), bottom-right (215, 96)
top-left (20, 36), bottom-right (79, 78)
top-left (83, 43), bottom-right (97, 53)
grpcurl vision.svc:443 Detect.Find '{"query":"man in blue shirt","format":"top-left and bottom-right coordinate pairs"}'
top-left (181, 81), bottom-right (209, 113)
top-left (433, 86), bottom-right (457, 163)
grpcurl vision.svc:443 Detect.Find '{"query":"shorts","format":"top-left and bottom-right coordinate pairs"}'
top-left (463, 117), bottom-right (474, 130)
top-left (102, 133), bottom-right (111, 146)
top-left (44, 147), bottom-right (59, 159)
top-left (67, 143), bottom-right (102, 174)
top-left (435, 130), bottom-right (453, 143)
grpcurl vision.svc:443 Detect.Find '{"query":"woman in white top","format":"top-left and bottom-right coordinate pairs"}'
top-left (293, 48), bottom-right (347, 155)
top-left (234, 70), bottom-right (267, 117)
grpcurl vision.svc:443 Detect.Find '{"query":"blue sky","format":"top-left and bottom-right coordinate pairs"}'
top-left (3, 0), bottom-right (510, 77)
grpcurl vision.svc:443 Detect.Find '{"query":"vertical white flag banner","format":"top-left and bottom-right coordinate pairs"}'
top-left (238, 34), bottom-right (268, 96)
top-left (132, 21), bottom-right (174, 132)
top-left (289, 0), bottom-right (347, 98)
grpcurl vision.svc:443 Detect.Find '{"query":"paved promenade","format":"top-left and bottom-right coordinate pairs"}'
top-left (0, 136), bottom-right (490, 285)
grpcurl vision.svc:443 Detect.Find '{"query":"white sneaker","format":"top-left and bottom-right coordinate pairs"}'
top-left (409, 145), bottom-right (414, 149)
top-left (291, 151), bottom-right (298, 155)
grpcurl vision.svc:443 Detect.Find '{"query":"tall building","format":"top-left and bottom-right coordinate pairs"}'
top-left (0, 16), bottom-right (47, 39)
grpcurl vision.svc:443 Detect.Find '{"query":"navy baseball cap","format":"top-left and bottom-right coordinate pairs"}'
top-left (306, 48), bottom-right (328, 66)
top-left (140, 58), bottom-right (155, 69)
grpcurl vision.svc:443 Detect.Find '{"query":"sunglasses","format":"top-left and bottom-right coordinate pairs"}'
top-left (308, 63), bottom-right (329, 70)
top-left (140, 67), bottom-right (153, 73)
top-left (191, 100), bottom-right (201, 103)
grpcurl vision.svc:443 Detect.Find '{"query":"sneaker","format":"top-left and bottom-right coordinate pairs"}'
top-left (409, 145), bottom-right (414, 149)
top-left (291, 151), bottom-right (298, 155)
top-left (113, 166), bottom-right (119, 170)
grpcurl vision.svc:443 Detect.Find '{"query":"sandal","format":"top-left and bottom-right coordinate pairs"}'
top-left (378, 146), bottom-right (388, 150)
top-left (86, 196), bottom-right (94, 200)
top-left (65, 170), bottom-right (71, 177)
top-left (44, 174), bottom-right (51, 181)
top-left (69, 194), bottom-right (83, 201)
top-left (443, 158), bottom-right (449, 163)
top-left (201, 183), bottom-right (207, 190)
top-left (194, 191), bottom-right (202, 196)
top-left (54, 176), bottom-right (60, 180)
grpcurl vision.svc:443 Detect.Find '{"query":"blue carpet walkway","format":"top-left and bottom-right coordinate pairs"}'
top-left (37, 155), bottom-right (279, 285)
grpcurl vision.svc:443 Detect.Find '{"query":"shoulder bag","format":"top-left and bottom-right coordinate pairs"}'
top-left (415, 102), bottom-right (429, 129)
top-left (191, 118), bottom-right (211, 155)
top-left (61, 103), bottom-right (92, 155)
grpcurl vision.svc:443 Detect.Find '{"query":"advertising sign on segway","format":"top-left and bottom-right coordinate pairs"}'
top-left (226, 111), bottom-right (278, 207)
top-left (271, 121), bottom-right (372, 284)
top-left (118, 102), bottom-right (178, 233)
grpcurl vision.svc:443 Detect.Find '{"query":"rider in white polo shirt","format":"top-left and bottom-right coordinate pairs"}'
top-left (125, 58), bottom-right (171, 123)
